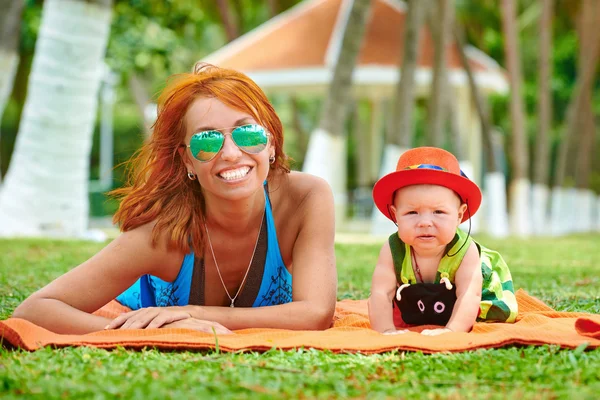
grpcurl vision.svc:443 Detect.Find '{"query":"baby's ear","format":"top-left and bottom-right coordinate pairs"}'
top-left (457, 203), bottom-right (468, 222)
top-left (389, 205), bottom-right (398, 223)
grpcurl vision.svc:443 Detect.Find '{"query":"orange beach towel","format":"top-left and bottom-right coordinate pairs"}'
top-left (1, 290), bottom-right (599, 353)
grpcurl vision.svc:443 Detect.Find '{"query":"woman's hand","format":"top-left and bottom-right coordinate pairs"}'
top-left (162, 318), bottom-right (233, 334)
top-left (105, 307), bottom-right (191, 330)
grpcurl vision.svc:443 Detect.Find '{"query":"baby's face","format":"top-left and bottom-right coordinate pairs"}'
top-left (391, 185), bottom-right (466, 252)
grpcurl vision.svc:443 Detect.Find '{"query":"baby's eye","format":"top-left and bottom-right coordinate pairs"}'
top-left (405, 211), bottom-right (417, 215)
top-left (434, 210), bottom-right (445, 214)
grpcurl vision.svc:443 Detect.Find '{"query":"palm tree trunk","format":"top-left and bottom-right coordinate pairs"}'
top-left (454, 25), bottom-right (509, 237)
top-left (454, 27), bottom-right (497, 172)
top-left (501, 0), bottom-right (529, 180)
top-left (574, 0), bottom-right (600, 232)
top-left (0, 0), bottom-right (113, 237)
top-left (128, 73), bottom-right (154, 137)
top-left (551, 0), bottom-right (600, 235)
top-left (372, 0), bottom-right (428, 235)
top-left (554, 0), bottom-right (600, 189)
top-left (317, 0), bottom-right (371, 137)
top-left (531, 0), bottom-right (554, 235)
top-left (574, 0), bottom-right (600, 190)
top-left (427, 0), bottom-right (454, 148)
top-left (303, 0), bottom-right (372, 226)
top-left (267, 0), bottom-right (279, 17)
top-left (501, 0), bottom-right (531, 236)
top-left (216, 0), bottom-right (239, 42)
top-left (390, 0), bottom-right (427, 148)
top-left (0, 0), bottom-right (25, 184)
top-left (533, 0), bottom-right (553, 186)
top-left (0, 0), bottom-right (24, 119)
top-left (575, 93), bottom-right (595, 189)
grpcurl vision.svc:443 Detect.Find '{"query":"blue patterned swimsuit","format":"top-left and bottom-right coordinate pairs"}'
top-left (116, 185), bottom-right (292, 309)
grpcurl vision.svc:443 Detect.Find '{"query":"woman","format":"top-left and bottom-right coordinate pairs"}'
top-left (13, 63), bottom-right (337, 335)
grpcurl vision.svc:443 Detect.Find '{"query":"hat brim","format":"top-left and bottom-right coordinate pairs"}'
top-left (372, 169), bottom-right (482, 223)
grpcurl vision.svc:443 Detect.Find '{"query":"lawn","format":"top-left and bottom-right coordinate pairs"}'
top-left (1, 234), bottom-right (599, 399)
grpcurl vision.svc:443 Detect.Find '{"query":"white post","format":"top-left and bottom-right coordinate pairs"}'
top-left (303, 128), bottom-right (347, 229)
top-left (455, 86), bottom-right (483, 233)
top-left (565, 187), bottom-right (578, 233)
top-left (484, 172), bottom-right (509, 237)
top-left (576, 189), bottom-right (595, 232)
top-left (550, 186), bottom-right (565, 236)
top-left (508, 178), bottom-right (532, 237)
top-left (531, 183), bottom-right (550, 235)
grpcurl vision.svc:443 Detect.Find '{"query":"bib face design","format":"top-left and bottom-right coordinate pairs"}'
top-left (394, 283), bottom-right (457, 326)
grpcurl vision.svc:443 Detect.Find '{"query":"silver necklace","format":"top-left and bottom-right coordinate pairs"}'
top-left (203, 208), bottom-right (265, 307)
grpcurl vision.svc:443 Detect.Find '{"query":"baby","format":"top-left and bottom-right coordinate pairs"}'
top-left (368, 147), bottom-right (517, 336)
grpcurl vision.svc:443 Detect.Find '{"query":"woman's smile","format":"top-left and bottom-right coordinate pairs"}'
top-left (217, 166), bottom-right (252, 181)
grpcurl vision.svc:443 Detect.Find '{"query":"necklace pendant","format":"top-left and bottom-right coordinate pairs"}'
top-left (230, 300), bottom-right (235, 308)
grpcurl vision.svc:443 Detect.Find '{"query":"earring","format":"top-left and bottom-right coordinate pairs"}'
top-left (269, 155), bottom-right (275, 164)
top-left (187, 171), bottom-right (196, 180)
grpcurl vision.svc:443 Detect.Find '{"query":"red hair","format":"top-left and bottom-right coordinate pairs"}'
top-left (111, 63), bottom-right (290, 255)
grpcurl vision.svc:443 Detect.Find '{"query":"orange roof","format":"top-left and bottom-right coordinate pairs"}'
top-left (203, 0), bottom-right (505, 92)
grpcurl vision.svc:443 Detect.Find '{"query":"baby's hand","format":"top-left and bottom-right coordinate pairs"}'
top-left (421, 328), bottom-right (453, 336)
top-left (382, 329), bottom-right (409, 335)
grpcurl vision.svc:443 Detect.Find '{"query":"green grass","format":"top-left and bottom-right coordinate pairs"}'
top-left (1, 234), bottom-right (600, 399)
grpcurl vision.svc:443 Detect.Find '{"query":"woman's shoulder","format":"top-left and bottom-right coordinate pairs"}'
top-left (268, 171), bottom-right (335, 238)
top-left (114, 220), bottom-right (188, 281)
top-left (270, 170), bottom-right (333, 203)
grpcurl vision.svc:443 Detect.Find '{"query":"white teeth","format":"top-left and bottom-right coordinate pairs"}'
top-left (219, 166), bottom-right (250, 181)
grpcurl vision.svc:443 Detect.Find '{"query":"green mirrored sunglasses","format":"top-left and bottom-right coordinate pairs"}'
top-left (185, 124), bottom-right (269, 162)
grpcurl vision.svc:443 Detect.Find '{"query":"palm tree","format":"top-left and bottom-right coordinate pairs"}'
top-left (216, 0), bottom-right (240, 42)
top-left (267, 0), bottom-right (279, 17)
top-left (552, 0), bottom-right (600, 234)
top-left (0, 0), bottom-right (113, 237)
top-left (427, 0), bottom-right (454, 148)
top-left (303, 0), bottom-right (372, 226)
top-left (531, 0), bottom-right (554, 235)
top-left (371, 0), bottom-right (428, 234)
top-left (573, 0), bottom-right (600, 232)
top-left (454, 26), bottom-right (509, 237)
top-left (0, 0), bottom-right (25, 184)
top-left (501, 0), bottom-right (531, 236)
top-left (390, 0), bottom-right (427, 150)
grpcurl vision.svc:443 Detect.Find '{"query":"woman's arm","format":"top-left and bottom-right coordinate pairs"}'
top-left (183, 175), bottom-right (337, 330)
top-left (368, 241), bottom-right (400, 333)
top-left (445, 242), bottom-right (482, 332)
top-left (12, 223), bottom-right (184, 334)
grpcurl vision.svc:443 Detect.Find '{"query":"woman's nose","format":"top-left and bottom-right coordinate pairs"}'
top-left (219, 134), bottom-right (242, 161)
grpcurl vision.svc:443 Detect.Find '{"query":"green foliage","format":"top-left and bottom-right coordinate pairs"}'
top-left (4, 0), bottom-right (599, 204)
top-left (19, 0), bottom-right (42, 53)
top-left (107, 1), bottom-right (226, 87)
top-left (457, 0), bottom-right (599, 189)
top-left (1, 235), bottom-right (599, 398)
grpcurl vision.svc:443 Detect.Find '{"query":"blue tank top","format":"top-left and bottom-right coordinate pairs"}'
top-left (116, 185), bottom-right (292, 309)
